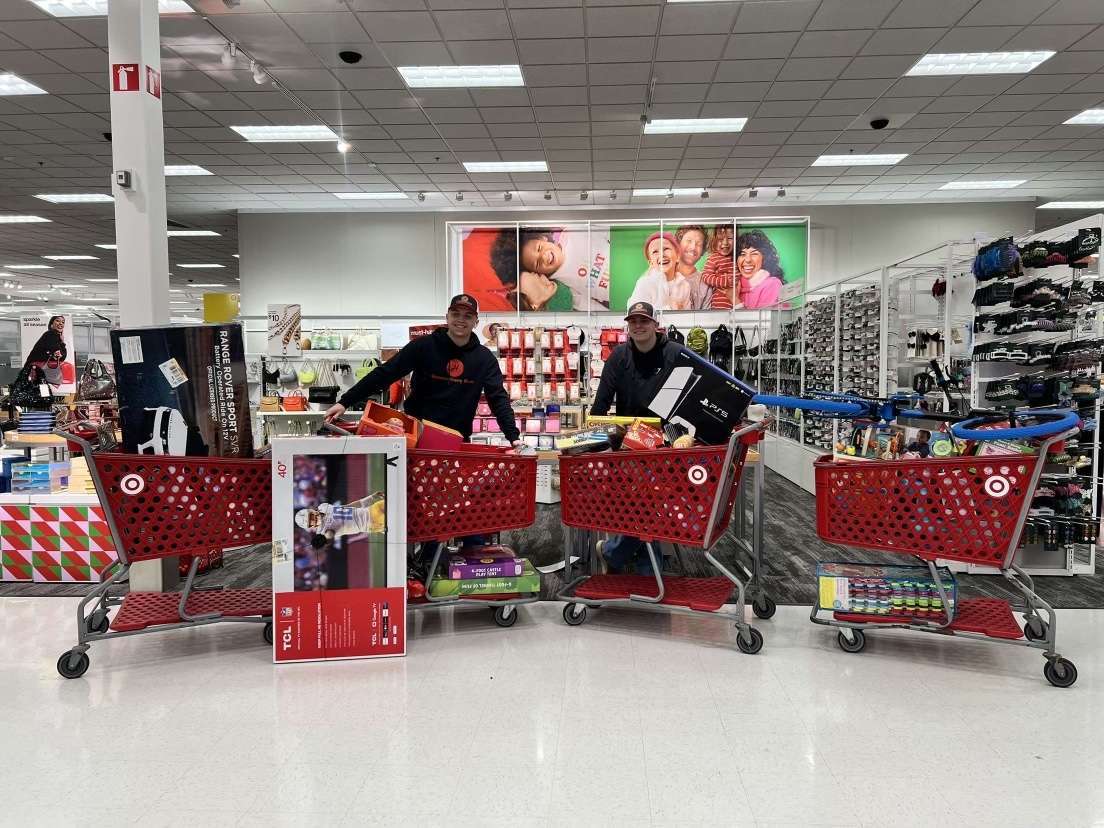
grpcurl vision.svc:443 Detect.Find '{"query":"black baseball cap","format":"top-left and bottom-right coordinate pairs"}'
top-left (624, 301), bottom-right (657, 322)
top-left (449, 293), bottom-right (479, 313)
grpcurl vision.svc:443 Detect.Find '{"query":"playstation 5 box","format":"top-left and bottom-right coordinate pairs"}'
top-left (648, 349), bottom-right (756, 445)
top-left (110, 323), bottom-right (253, 458)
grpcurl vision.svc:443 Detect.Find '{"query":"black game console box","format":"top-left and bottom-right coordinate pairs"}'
top-left (110, 323), bottom-right (254, 458)
top-left (648, 349), bottom-right (756, 445)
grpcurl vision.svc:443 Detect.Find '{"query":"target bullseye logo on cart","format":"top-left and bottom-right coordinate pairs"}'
top-left (687, 465), bottom-right (708, 485)
top-left (120, 474), bottom-right (146, 496)
top-left (984, 475), bottom-right (1011, 498)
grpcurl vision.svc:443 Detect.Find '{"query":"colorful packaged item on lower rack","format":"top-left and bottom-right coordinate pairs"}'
top-left (429, 559), bottom-right (539, 598)
top-left (447, 546), bottom-right (524, 579)
top-left (816, 562), bottom-right (957, 619)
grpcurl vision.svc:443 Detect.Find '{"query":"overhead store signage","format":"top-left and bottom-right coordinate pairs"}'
top-left (111, 63), bottom-right (138, 92)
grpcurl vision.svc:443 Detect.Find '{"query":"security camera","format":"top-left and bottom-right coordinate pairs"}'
top-left (777, 187), bottom-right (786, 197)
top-left (416, 192), bottom-right (425, 202)
top-left (870, 117), bottom-right (889, 130)
top-left (456, 192), bottom-right (464, 202)
top-left (338, 50), bottom-right (363, 65)
top-left (504, 191), bottom-right (512, 202)
top-left (749, 188), bottom-right (758, 199)
top-left (700, 190), bottom-right (709, 199)
top-left (544, 191), bottom-right (552, 200)
top-left (580, 191), bottom-right (589, 200)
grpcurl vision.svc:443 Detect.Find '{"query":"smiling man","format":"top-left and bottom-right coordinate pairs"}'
top-left (324, 294), bottom-right (522, 448)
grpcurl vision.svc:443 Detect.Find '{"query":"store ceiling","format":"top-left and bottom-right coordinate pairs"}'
top-left (3, 0), bottom-right (1104, 315)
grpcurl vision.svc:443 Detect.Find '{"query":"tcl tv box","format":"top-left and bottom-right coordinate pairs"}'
top-left (648, 350), bottom-right (756, 445)
top-left (110, 323), bottom-right (253, 458)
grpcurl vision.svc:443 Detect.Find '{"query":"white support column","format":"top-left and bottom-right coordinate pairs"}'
top-left (108, 0), bottom-right (175, 591)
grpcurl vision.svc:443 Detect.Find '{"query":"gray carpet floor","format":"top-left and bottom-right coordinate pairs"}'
top-left (5, 469), bottom-right (1103, 608)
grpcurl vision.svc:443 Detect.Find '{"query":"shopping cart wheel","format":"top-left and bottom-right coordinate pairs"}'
top-left (56, 651), bottom-right (89, 680)
top-left (736, 627), bottom-right (764, 655)
top-left (263, 622), bottom-right (274, 645)
top-left (493, 606), bottom-right (518, 628)
top-left (752, 594), bottom-right (777, 620)
top-left (837, 629), bottom-right (866, 654)
top-left (563, 603), bottom-right (587, 626)
top-left (86, 610), bottom-right (110, 634)
top-left (1023, 617), bottom-right (1048, 642)
top-left (1044, 657), bottom-right (1078, 688)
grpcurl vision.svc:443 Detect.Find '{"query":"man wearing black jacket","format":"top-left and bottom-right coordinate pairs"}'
top-left (323, 293), bottom-right (522, 447)
top-left (590, 301), bottom-right (689, 574)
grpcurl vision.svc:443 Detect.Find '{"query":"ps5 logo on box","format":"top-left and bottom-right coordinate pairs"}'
top-left (699, 397), bottom-right (728, 420)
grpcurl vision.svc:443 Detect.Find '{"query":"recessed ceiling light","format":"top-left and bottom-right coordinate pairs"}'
top-left (463, 161), bottom-right (547, 172)
top-left (906, 51), bottom-right (1055, 76)
top-left (230, 125), bottom-right (339, 143)
top-left (27, 0), bottom-right (191, 14)
top-left (939, 180), bottom-right (1026, 190)
top-left (94, 243), bottom-right (117, 249)
top-left (1038, 201), bottom-right (1104, 209)
top-left (189, 283), bottom-right (226, 287)
top-left (812, 154), bottom-right (907, 166)
top-left (43, 255), bottom-right (99, 260)
top-left (643, 117), bottom-right (747, 134)
top-left (398, 64), bottom-right (524, 88)
top-left (1064, 109), bottom-right (1104, 125)
top-left (167, 230), bottom-right (220, 237)
top-left (165, 164), bottom-right (213, 176)
top-left (169, 289), bottom-right (185, 293)
top-left (0, 74), bottom-right (48, 96)
top-left (4, 264), bottom-right (52, 270)
top-left (85, 278), bottom-right (118, 283)
top-left (632, 188), bottom-right (703, 196)
top-left (336, 140), bottom-right (353, 153)
top-left (177, 264), bottom-right (225, 269)
top-left (332, 192), bottom-right (409, 200)
top-left (232, 254), bottom-right (240, 258)
top-left (34, 193), bottom-right (113, 203)
top-left (0, 216), bottom-right (51, 224)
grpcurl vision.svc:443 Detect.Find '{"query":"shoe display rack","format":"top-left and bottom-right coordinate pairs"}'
top-left (965, 216), bottom-right (1102, 577)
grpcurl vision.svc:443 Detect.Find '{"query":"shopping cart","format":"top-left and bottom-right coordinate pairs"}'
top-left (557, 421), bottom-right (771, 652)
top-left (328, 421), bottom-right (538, 627)
top-left (54, 430), bottom-right (273, 679)
top-left (809, 407), bottom-right (1084, 687)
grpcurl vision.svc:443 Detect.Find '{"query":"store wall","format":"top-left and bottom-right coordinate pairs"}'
top-left (239, 201), bottom-right (1034, 313)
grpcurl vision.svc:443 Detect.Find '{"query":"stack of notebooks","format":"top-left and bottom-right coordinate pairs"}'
top-left (11, 461), bottom-right (70, 494)
top-left (67, 456), bottom-right (97, 495)
top-left (428, 546), bottom-right (540, 599)
top-left (18, 411), bottom-right (56, 435)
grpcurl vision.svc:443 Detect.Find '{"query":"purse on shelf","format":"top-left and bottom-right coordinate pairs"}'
top-left (345, 329), bottom-right (378, 351)
top-left (354, 358), bottom-right (379, 381)
top-left (76, 358), bottom-right (116, 401)
top-left (278, 359), bottom-right (298, 385)
top-left (297, 360), bottom-right (317, 386)
top-left (281, 390), bottom-right (309, 412)
top-left (308, 361), bottom-right (339, 404)
top-left (10, 364), bottom-right (52, 410)
top-left (262, 361), bottom-right (280, 385)
top-left (259, 395), bottom-right (281, 413)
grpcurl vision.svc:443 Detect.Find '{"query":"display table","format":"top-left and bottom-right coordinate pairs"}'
top-left (2, 433), bottom-right (69, 462)
top-left (0, 492), bottom-right (117, 583)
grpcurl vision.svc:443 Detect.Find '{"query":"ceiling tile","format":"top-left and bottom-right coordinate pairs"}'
top-left (931, 26), bottom-right (1020, 52)
top-left (660, 5), bottom-right (738, 36)
top-left (510, 8), bottom-right (585, 39)
top-left (588, 6), bottom-right (660, 37)
top-left (377, 41), bottom-right (453, 64)
top-left (1002, 24), bottom-right (1095, 52)
top-left (842, 55), bottom-right (920, 79)
top-left (714, 59), bottom-right (784, 83)
top-left (447, 40), bottom-right (519, 63)
top-left (517, 39), bottom-right (586, 64)
top-left (807, 0), bottom-right (898, 31)
top-left (1045, 0), bottom-right (1104, 25)
top-left (657, 35), bottom-right (727, 62)
top-left (434, 10), bottom-right (513, 39)
top-left (778, 57), bottom-right (850, 81)
top-left (279, 12), bottom-right (362, 43)
top-left (723, 32), bottom-right (800, 61)
top-left (733, 0), bottom-right (818, 33)
top-left (357, 11), bottom-right (440, 40)
top-left (792, 29), bottom-right (874, 58)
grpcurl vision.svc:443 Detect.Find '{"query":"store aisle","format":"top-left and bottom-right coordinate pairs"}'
top-left (4, 597), bottom-right (1104, 827)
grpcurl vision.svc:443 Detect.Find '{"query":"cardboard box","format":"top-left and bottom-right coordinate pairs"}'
top-left (356, 401), bottom-right (419, 448)
top-left (417, 420), bottom-right (464, 451)
top-left (110, 323), bottom-right (253, 458)
top-left (647, 350), bottom-right (755, 445)
top-left (271, 435), bottom-right (407, 663)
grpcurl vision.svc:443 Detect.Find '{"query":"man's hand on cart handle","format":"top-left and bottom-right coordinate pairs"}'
top-left (323, 403), bottom-right (346, 423)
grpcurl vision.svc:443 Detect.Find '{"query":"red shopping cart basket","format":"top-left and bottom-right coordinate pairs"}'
top-left (814, 453), bottom-right (1037, 568)
top-left (56, 437), bottom-right (274, 680)
top-left (407, 444), bottom-right (537, 543)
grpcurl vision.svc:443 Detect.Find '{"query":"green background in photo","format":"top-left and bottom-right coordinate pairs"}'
top-left (737, 223), bottom-right (807, 288)
top-left (609, 224), bottom-right (660, 312)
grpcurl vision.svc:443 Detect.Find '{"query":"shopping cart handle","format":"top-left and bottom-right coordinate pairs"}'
top-left (752, 394), bottom-right (868, 417)
top-left (951, 408), bottom-right (1082, 441)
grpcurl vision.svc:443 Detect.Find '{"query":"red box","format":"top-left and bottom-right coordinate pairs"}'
top-left (356, 401), bottom-right (418, 448)
top-left (418, 419), bottom-right (464, 451)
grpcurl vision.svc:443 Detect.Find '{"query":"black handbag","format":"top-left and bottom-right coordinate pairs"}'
top-left (307, 360), bottom-right (339, 405)
top-left (10, 364), bottom-right (52, 410)
top-left (76, 358), bottom-right (116, 401)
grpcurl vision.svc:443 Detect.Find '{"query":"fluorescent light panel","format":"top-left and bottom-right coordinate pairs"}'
top-left (35, 193), bottom-right (113, 203)
top-left (230, 125), bottom-right (338, 143)
top-left (0, 74), bottom-right (47, 95)
top-left (906, 51), bottom-right (1055, 76)
top-left (167, 230), bottom-right (220, 237)
top-left (333, 192), bottom-right (408, 200)
top-left (94, 244), bottom-right (117, 250)
top-left (4, 264), bottom-right (51, 270)
top-left (86, 278), bottom-right (118, 283)
top-left (939, 180), bottom-right (1026, 190)
top-left (28, 0), bottom-right (191, 15)
top-left (398, 65), bottom-right (523, 88)
top-left (463, 161), bottom-right (547, 172)
top-left (190, 283), bottom-right (226, 287)
top-left (1038, 201), bottom-right (1104, 209)
top-left (633, 188), bottom-right (703, 196)
top-left (644, 117), bottom-right (747, 134)
top-left (812, 154), bottom-right (908, 166)
top-left (165, 164), bottom-right (213, 176)
top-left (1064, 109), bottom-right (1104, 125)
top-left (0, 216), bottom-right (50, 224)
top-left (177, 264), bottom-right (225, 269)
top-left (43, 255), bottom-right (98, 260)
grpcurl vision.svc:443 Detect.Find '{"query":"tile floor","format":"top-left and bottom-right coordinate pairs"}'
top-left (3, 597), bottom-right (1104, 827)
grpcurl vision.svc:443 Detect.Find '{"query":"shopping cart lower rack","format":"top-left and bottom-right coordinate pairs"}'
top-left (809, 407), bottom-right (1084, 688)
top-left (55, 431), bottom-right (273, 679)
top-left (556, 421), bottom-right (768, 653)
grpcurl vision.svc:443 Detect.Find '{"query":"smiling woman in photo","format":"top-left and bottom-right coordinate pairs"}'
top-left (626, 231), bottom-right (692, 311)
top-left (735, 229), bottom-right (784, 309)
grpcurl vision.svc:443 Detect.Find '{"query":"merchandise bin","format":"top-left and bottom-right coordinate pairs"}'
top-left (556, 421), bottom-right (770, 653)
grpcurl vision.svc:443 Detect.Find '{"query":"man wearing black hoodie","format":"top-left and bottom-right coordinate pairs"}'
top-left (323, 293), bottom-right (522, 447)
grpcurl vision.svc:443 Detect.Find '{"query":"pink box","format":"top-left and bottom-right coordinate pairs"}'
top-left (545, 416), bottom-right (561, 434)
top-left (525, 418), bottom-right (542, 434)
top-left (484, 418), bottom-right (500, 433)
top-left (471, 418), bottom-right (482, 433)
top-left (476, 401), bottom-right (492, 417)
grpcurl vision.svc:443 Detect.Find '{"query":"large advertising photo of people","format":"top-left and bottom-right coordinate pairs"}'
top-left (453, 219), bottom-right (807, 314)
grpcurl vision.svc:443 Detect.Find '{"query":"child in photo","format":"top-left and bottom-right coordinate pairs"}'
top-left (700, 224), bottom-right (736, 310)
top-left (490, 228), bottom-right (611, 311)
